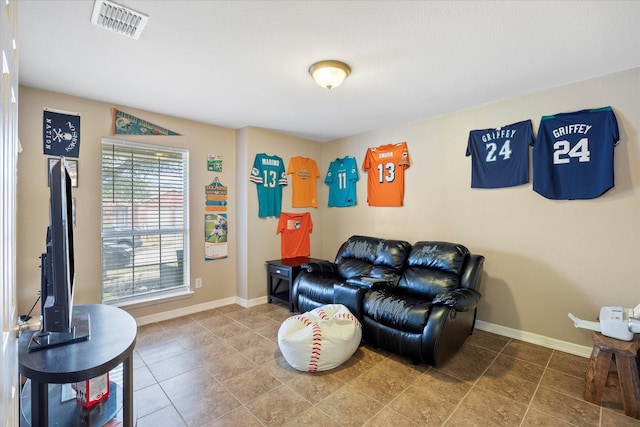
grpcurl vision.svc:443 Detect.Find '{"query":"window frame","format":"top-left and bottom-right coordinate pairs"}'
top-left (100, 138), bottom-right (190, 306)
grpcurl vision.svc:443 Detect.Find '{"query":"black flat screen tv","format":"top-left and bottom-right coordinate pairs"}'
top-left (42, 157), bottom-right (75, 332)
top-left (29, 157), bottom-right (89, 351)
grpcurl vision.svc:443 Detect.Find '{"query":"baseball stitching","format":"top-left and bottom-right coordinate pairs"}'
top-left (335, 312), bottom-right (362, 329)
top-left (288, 307), bottom-right (359, 372)
top-left (308, 321), bottom-right (322, 372)
top-left (316, 308), bottom-right (330, 321)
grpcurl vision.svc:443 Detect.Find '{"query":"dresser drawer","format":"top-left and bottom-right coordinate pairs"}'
top-left (268, 264), bottom-right (291, 278)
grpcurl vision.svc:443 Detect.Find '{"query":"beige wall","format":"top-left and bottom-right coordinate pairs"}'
top-left (17, 86), bottom-right (239, 319)
top-left (237, 127), bottom-right (323, 302)
top-left (321, 68), bottom-right (640, 348)
top-left (17, 67), bottom-right (639, 350)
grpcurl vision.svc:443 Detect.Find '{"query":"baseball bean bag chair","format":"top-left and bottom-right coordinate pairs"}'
top-left (278, 304), bottom-right (362, 372)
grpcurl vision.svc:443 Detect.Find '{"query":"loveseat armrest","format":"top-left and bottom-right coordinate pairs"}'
top-left (460, 254), bottom-right (484, 291)
top-left (302, 260), bottom-right (337, 274)
top-left (345, 276), bottom-right (390, 290)
top-left (433, 288), bottom-right (482, 312)
top-left (334, 283), bottom-right (367, 322)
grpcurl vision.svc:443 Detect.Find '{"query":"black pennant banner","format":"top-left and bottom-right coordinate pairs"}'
top-left (43, 108), bottom-right (81, 157)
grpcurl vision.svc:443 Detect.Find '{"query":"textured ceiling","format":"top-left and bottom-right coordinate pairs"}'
top-left (17, 1), bottom-right (640, 142)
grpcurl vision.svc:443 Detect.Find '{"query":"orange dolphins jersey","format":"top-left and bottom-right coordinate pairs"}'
top-left (362, 142), bottom-right (411, 206)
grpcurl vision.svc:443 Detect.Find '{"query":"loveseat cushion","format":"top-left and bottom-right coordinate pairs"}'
top-left (303, 260), bottom-right (337, 274)
top-left (362, 288), bottom-right (431, 334)
top-left (295, 274), bottom-right (342, 305)
top-left (407, 242), bottom-right (470, 273)
top-left (398, 242), bottom-right (470, 299)
top-left (334, 236), bottom-right (411, 284)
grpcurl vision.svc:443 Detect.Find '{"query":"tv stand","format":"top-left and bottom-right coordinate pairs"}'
top-left (19, 304), bottom-right (137, 427)
top-left (27, 314), bottom-right (90, 351)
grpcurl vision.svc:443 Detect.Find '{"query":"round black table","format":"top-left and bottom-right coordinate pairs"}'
top-left (19, 304), bottom-right (137, 427)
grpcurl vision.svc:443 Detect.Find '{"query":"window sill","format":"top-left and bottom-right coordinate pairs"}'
top-left (105, 289), bottom-right (194, 310)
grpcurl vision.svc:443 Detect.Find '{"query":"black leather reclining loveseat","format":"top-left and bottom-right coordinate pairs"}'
top-left (291, 235), bottom-right (484, 366)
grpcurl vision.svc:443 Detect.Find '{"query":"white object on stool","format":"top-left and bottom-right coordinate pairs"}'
top-left (569, 303), bottom-right (640, 341)
top-left (278, 304), bottom-right (362, 372)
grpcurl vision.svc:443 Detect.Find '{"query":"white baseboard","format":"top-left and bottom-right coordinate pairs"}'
top-left (475, 320), bottom-right (592, 358)
top-left (134, 297), bottom-right (236, 326)
top-left (134, 295), bottom-right (272, 326)
top-left (134, 300), bottom-right (593, 358)
top-left (241, 296), bottom-right (269, 308)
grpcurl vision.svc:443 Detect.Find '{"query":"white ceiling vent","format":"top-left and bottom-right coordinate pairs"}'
top-left (90, 0), bottom-right (149, 40)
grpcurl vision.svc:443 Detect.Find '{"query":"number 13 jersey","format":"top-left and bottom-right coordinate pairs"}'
top-left (362, 142), bottom-right (410, 206)
top-left (249, 153), bottom-right (288, 217)
top-left (466, 119), bottom-right (533, 188)
top-left (532, 107), bottom-right (619, 200)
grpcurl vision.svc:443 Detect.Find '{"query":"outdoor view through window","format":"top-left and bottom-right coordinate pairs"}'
top-left (101, 139), bottom-right (189, 304)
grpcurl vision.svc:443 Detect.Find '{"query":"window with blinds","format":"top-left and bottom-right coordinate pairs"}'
top-left (101, 139), bottom-right (189, 304)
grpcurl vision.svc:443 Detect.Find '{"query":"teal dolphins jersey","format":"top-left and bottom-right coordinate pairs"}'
top-left (249, 153), bottom-right (287, 217)
top-left (325, 156), bottom-right (359, 207)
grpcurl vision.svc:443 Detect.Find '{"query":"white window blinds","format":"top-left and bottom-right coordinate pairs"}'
top-left (101, 139), bottom-right (189, 304)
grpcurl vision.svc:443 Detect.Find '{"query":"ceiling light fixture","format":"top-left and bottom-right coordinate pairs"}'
top-left (90, 0), bottom-right (149, 40)
top-left (309, 60), bottom-right (351, 90)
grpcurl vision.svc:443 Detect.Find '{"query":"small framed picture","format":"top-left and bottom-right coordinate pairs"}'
top-left (48, 157), bottom-right (78, 187)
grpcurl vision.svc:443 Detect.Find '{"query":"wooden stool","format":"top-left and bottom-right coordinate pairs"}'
top-left (584, 331), bottom-right (640, 418)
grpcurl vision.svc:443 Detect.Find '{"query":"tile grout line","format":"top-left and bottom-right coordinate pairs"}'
top-left (136, 313), bottom-right (233, 426)
top-left (517, 349), bottom-right (593, 427)
top-left (197, 309), bottom-right (311, 426)
top-left (518, 348), bottom-right (554, 427)
top-left (134, 334), bottom-right (190, 427)
top-left (440, 337), bottom-right (511, 425)
top-left (135, 306), bottom-right (633, 426)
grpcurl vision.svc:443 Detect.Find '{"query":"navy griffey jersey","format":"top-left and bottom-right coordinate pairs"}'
top-left (325, 156), bottom-right (359, 207)
top-left (532, 107), bottom-right (619, 200)
top-left (466, 119), bottom-right (533, 188)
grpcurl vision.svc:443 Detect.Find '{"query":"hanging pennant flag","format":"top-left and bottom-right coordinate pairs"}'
top-left (43, 108), bottom-right (81, 157)
top-left (112, 108), bottom-right (181, 135)
top-left (205, 177), bottom-right (228, 212)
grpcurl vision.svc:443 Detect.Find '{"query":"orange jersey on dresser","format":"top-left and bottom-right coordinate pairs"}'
top-left (287, 156), bottom-right (320, 207)
top-left (277, 212), bottom-right (313, 259)
top-left (362, 141), bottom-right (411, 206)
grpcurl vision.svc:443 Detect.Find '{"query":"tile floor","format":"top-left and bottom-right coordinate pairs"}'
top-left (131, 303), bottom-right (640, 427)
